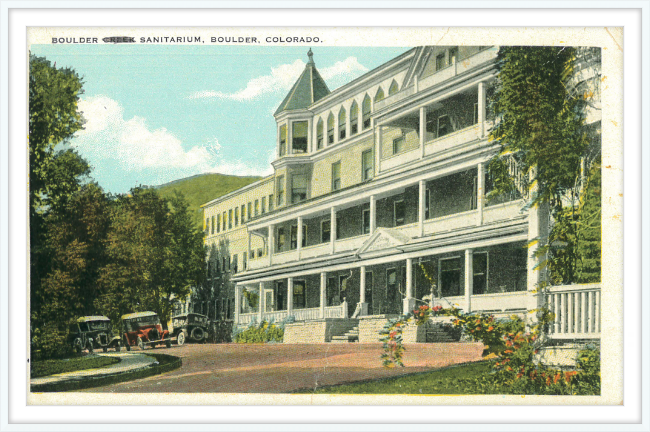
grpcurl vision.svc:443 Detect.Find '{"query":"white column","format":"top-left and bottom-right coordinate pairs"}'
top-left (247, 232), bottom-right (252, 262)
top-left (234, 285), bottom-right (241, 325)
top-left (268, 224), bottom-right (275, 265)
top-left (369, 195), bottom-right (377, 234)
top-left (320, 272), bottom-right (327, 319)
top-left (258, 282), bottom-right (265, 323)
top-left (287, 278), bottom-right (294, 317)
top-left (375, 126), bottom-right (383, 174)
top-left (419, 106), bottom-right (426, 158)
top-left (330, 207), bottom-right (337, 254)
top-left (297, 216), bottom-right (303, 259)
top-left (359, 266), bottom-right (368, 316)
top-left (307, 119), bottom-right (312, 153)
top-left (276, 124), bottom-right (281, 158)
top-left (465, 249), bottom-right (473, 313)
top-left (527, 199), bottom-right (550, 314)
top-left (403, 258), bottom-right (416, 314)
top-left (418, 180), bottom-right (426, 237)
top-left (478, 81), bottom-right (486, 138)
top-left (477, 162), bottom-right (485, 226)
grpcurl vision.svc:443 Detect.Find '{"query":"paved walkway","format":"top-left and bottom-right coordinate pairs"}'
top-left (81, 343), bottom-right (485, 393)
top-left (31, 352), bottom-right (155, 387)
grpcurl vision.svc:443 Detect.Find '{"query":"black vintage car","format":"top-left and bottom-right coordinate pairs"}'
top-left (171, 313), bottom-right (209, 345)
top-left (68, 316), bottom-right (122, 353)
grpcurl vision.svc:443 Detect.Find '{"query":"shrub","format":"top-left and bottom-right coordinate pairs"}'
top-left (234, 320), bottom-right (284, 344)
top-left (31, 323), bottom-right (72, 361)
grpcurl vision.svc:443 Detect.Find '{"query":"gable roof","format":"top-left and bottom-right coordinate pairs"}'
top-left (274, 49), bottom-right (330, 115)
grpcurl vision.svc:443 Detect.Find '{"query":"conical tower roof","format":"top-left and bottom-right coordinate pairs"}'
top-left (275, 49), bottom-right (330, 116)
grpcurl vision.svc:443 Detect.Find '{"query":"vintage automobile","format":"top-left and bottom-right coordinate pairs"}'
top-left (171, 313), bottom-right (209, 345)
top-left (121, 311), bottom-right (172, 350)
top-left (69, 316), bottom-right (122, 353)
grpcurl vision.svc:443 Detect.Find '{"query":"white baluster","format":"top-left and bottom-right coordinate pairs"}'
top-left (581, 291), bottom-right (587, 334)
top-left (553, 293), bottom-right (560, 334)
top-left (587, 291), bottom-right (593, 333)
top-left (595, 290), bottom-right (601, 333)
top-left (560, 293), bottom-right (566, 334)
top-left (567, 293), bottom-right (574, 334)
top-left (574, 291), bottom-right (580, 335)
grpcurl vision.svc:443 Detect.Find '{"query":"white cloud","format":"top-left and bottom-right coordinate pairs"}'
top-left (75, 95), bottom-right (214, 171)
top-left (189, 57), bottom-right (369, 101)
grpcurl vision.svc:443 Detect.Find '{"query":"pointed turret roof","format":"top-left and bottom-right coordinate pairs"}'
top-left (274, 49), bottom-right (330, 116)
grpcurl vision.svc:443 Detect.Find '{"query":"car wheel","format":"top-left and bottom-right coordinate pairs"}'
top-left (87, 342), bottom-right (94, 354)
top-left (177, 331), bottom-right (186, 346)
top-left (165, 338), bottom-right (172, 348)
top-left (137, 336), bottom-right (145, 350)
top-left (103, 347), bottom-right (108, 353)
top-left (124, 338), bottom-right (131, 351)
top-left (191, 327), bottom-right (204, 341)
top-left (115, 343), bottom-right (121, 352)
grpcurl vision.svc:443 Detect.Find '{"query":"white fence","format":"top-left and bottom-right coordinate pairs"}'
top-left (236, 302), bottom-right (347, 325)
top-left (546, 284), bottom-right (601, 339)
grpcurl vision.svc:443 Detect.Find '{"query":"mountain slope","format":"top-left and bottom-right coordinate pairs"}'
top-left (157, 173), bottom-right (262, 229)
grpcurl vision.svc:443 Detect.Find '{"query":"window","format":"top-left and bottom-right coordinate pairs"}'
top-left (276, 176), bottom-right (285, 206)
top-left (277, 227), bottom-right (285, 250)
top-left (228, 209), bottom-right (233, 229)
top-left (291, 174), bottom-right (308, 203)
top-left (290, 225), bottom-right (307, 249)
top-left (317, 118), bottom-right (324, 149)
top-left (440, 257), bottom-right (462, 297)
top-left (226, 255), bottom-right (231, 271)
top-left (365, 271), bottom-right (374, 315)
top-left (437, 115), bottom-right (450, 138)
top-left (332, 161), bottom-right (341, 191)
top-left (222, 212), bottom-right (227, 231)
top-left (327, 113), bottom-right (335, 144)
top-left (268, 194), bottom-right (274, 211)
top-left (393, 134), bottom-right (405, 155)
top-left (362, 208), bottom-right (371, 234)
top-left (235, 207), bottom-right (239, 226)
top-left (247, 202), bottom-right (252, 220)
top-left (232, 254), bottom-right (238, 273)
top-left (350, 102), bottom-right (359, 135)
top-left (205, 218), bottom-right (209, 233)
top-left (217, 214), bottom-right (221, 233)
top-left (362, 95), bottom-right (372, 130)
top-left (435, 53), bottom-right (446, 71)
top-left (473, 102), bottom-right (479, 125)
top-left (254, 199), bottom-right (259, 216)
top-left (257, 248), bottom-right (263, 258)
top-left (362, 149), bottom-right (374, 181)
top-left (243, 252), bottom-right (247, 270)
top-left (338, 108), bottom-right (346, 140)
top-left (261, 196), bottom-right (266, 214)
top-left (279, 124), bottom-right (287, 156)
top-left (374, 87), bottom-right (384, 103)
top-left (394, 199), bottom-right (405, 226)
top-left (473, 252), bottom-right (488, 295)
top-left (293, 280), bottom-right (306, 309)
top-left (211, 216), bottom-right (215, 235)
top-left (292, 121), bottom-right (308, 153)
top-left (327, 276), bottom-right (338, 306)
top-left (425, 187), bottom-right (430, 219)
top-left (321, 220), bottom-right (331, 243)
top-left (389, 80), bottom-right (399, 95)
top-left (449, 47), bottom-right (458, 64)
top-left (250, 249), bottom-right (255, 259)
top-left (241, 204), bottom-right (246, 222)
top-left (222, 257), bottom-right (226, 271)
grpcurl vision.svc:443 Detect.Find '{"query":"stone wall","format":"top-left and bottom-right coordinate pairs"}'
top-left (283, 319), bottom-right (358, 343)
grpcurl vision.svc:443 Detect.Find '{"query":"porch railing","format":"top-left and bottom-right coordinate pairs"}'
top-left (236, 302), bottom-right (348, 326)
top-left (546, 284), bottom-right (601, 339)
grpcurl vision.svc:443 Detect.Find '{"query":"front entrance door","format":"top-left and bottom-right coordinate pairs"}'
top-left (365, 271), bottom-right (373, 315)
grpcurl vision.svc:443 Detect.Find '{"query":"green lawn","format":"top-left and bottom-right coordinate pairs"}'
top-left (31, 355), bottom-right (120, 378)
top-left (305, 362), bottom-right (499, 395)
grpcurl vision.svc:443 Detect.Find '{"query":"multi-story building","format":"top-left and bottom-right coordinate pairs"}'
top-left (201, 46), bottom-right (601, 343)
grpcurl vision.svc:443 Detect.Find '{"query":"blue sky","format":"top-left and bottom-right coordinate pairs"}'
top-left (30, 45), bottom-right (409, 194)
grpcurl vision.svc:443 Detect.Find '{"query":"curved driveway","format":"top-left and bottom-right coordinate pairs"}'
top-left (82, 342), bottom-right (484, 393)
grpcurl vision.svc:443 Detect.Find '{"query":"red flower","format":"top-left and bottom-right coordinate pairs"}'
top-left (488, 326), bottom-right (494, 331)
top-left (553, 373), bottom-right (561, 384)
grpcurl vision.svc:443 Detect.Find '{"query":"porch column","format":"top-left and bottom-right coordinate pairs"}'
top-left (403, 258), bottom-right (416, 314)
top-left (297, 216), bottom-right (303, 259)
top-left (375, 126), bottom-right (382, 174)
top-left (419, 106), bottom-right (426, 158)
top-left (287, 277), bottom-right (294, 317)
top-left (234, 285), bottom-right (241, 325)
top-left (320, 272), bottom-right (327, 319)
top-left (465, 249), bottom-right (473, 313)
top-left (477, 162), bottom-right (485, 226)
top-left (330, 207), bottom-right (337, 254)
top-left (258, 282), bottom-right (265, 323)
top-left (369, 195), bottom-right (377, 234)
top-left (478, 81), bottom-right (486, 138)
top-left (268, 224), bottom-right (275, 265)
top-left (527, 198), bottom-right (550, 314)
top-left (247, 232), bottom-right (252, 264)
top-left (418, 180), bottom-right (426, 237)
top-left (358, 266), bottom-right (368, 316)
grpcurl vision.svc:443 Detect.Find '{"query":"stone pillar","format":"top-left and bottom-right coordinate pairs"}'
top-left (358, 266), bottom-right (368, 316)
top-left (297, 216), bottom-right (303, 259)
top-left (287, 277), bottom-right (294, 317)
top-left (478, 81), bottom-right (486, 138)
top-left (418, 180), bottom-right (426, 237)
top-left (268, 224), bottom-right (275, 265)
top-left (465, 249), bottom-right (473, 313)
top-left (258, 282), bottom-right (265, 323)
top-left (369, 195), bottom-right (377, 234)
top-left (234, 285), bottom-right (241, 325)
top-left (403, 258), bottom-right (416, 314)
top-left (330, 207), bottom-right (337, 254)
top-left (320, 272), bottom-right (327, 319)
top-left (419, 106), bottom-right (426, 158)
top-left (477, 162), bottom-right (485, 226)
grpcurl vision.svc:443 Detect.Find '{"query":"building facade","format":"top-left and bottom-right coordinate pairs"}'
top-left (201, 46), bottom-right (601, 343)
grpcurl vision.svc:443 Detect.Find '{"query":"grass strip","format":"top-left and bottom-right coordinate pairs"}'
top-left (31, 355), bottom-right (120, 378)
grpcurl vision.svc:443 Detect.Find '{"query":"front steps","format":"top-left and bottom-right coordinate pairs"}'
top-left (331, 325), bottom-right (359, 343)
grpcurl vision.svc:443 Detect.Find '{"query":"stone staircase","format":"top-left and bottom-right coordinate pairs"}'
top-left (331, 325), bottom-right (359, 343)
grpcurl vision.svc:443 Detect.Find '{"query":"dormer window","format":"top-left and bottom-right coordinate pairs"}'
top-left (375, 87), bottom-right (384, 103)
top-left (338, 108), bottom-right (346, 140)
top-left (327, 113), bottom-right (335, 144)
top-left (279, 124), bottom-right (287, 156)
top-left (350, 102), bottom-right (359, 136)
top-left (292, 121), bottom-right (308, 153)
top-left (317, 119), bottom-right (324, 149)
top-left (362, 95), bottom-right (371, 130)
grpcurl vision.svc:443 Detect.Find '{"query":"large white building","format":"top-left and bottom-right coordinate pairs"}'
top-left (201, 46), bottom-right (601, 344)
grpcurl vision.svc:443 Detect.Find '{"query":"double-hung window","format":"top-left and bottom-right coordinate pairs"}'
top-left (279, 125), bottom-right (287, 156)
top-left (362, 149), bottom-right (373, 181)
top-left (292, 174), bottom-right (308, 204)
top-left (292, 121), bottom-right (308, 153)
top-left (321, 220), bottom-right (331, 243)
top-left (276, 176), bottom-right (285, 206)
top-left (362, 208), bottom-right (371, 234)
top-left (394, 199), bottom-right (405, 226)
top-left (331, 161), bottom-right (341, 191)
